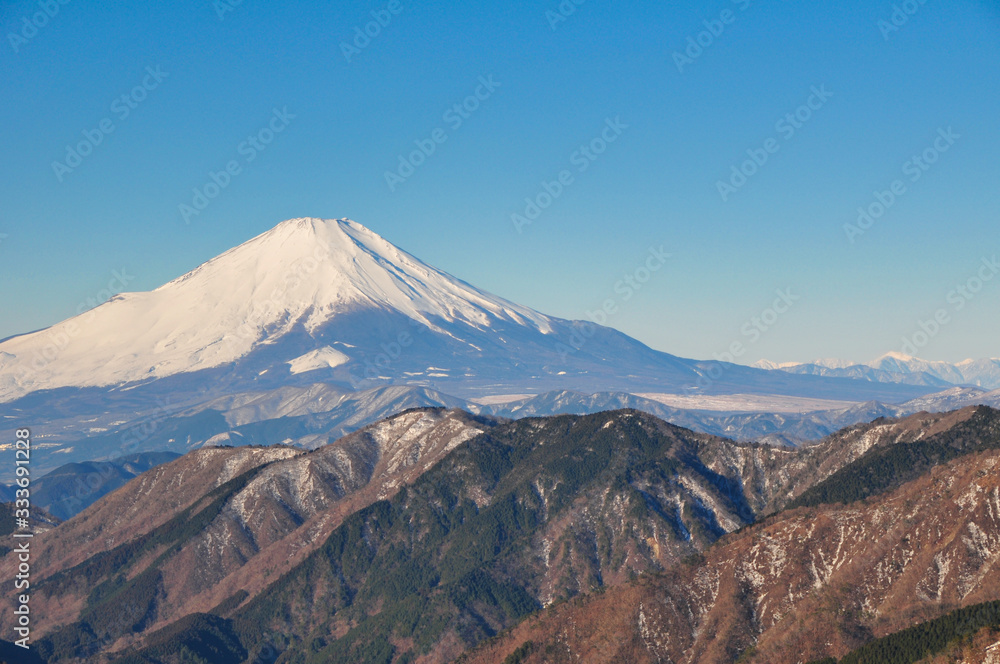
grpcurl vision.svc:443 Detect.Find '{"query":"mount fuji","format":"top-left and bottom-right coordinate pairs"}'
top-left (0, 218), bottom-right (933, 407)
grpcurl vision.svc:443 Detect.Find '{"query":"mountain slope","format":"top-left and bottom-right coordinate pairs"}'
top-left (29, 452), bottom-right (182, 520)
top-left (8, 409), bottom-right (498, 659)
top-left (20, 410), bottom-right (790, 663)
top-left (0, 217), bottom-right (661, 400)
top-left (9, 406), bottom-right (1000, 662)
top-left (114, 410), bottom-right (770, 664)
top-left (461, 446), bottom-right (1000, 664)
top-left (89, 407), bottom-right (1000, 664)
top-left (0, 218), bottom-right (553, 397)
top-left (790, 405), bottom-right (1000, 509)
top-left (0, 218), bottom-right (933, 407)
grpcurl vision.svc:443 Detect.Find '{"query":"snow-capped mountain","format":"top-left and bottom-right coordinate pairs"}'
top-left (754, 351), bottom-right (1000, 390)
top-left (0, 218), bottom-right (932, 407)
top-left (868, 352), bottom-right (1000, 387)
top-left (0, 218), bottom-right (552, 399)
top-left (753, 357), bottom-right (857, 371)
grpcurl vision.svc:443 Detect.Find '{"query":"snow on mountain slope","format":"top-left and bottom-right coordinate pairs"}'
top-left (0, 218), bottom-right (555, 401)
top-left (753, 358), bottom-right (856, 371)
top-left (869, 353), bottom-right (1000, 389)
top-left (754, 352), bottom-right (1000, 390)
top-left (286, 346), bottom-right (350, 375)
top-left (868, 351), bottom-right (969, 383)
top-left (0, 218), bottom-right (939, 410)
top-left (751, 359), bottom-right (801, 370)
top-left (19, 408), bottom-right (497, 640)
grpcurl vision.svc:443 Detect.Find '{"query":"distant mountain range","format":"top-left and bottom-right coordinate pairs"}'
top-left (754, 351), bottom-right (1000, 389)
top-left (9, 381), bottom-right (998, 521)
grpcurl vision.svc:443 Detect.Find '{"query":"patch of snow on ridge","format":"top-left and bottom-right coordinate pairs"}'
top-left (287, 346), bottom-right (350, 374)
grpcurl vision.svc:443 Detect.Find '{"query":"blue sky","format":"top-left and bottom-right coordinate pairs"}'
top-left (1, 0), bottom-right (998, 364)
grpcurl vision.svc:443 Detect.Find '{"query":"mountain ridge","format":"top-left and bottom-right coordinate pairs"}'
top-left (0, 217), bottom-right (935, 406)
top-left (754, 353), bottom-right (1000, 390)
top-left (9, 405), bottom-right (1000, 662)
top-left (460, 442), bottom-right (1000, 663)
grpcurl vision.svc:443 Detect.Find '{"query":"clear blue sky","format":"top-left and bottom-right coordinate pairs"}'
top-left (2, 0), bottom-right (998, 364)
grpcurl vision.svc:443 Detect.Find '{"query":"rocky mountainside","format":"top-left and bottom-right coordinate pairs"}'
top-left (1, 408), bottom-right (495, 660)
top-left (3, 406), bottom-right (998, 662)
top-left (5, 409), bottom-right (788, 663)
top-left (462, 445), bottom-right (1000, 663)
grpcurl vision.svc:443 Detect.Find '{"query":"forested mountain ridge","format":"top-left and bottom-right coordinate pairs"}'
top-left (462, 444), bottom-right (1000, 663)
top-left (4, 405), bottom-right (998, 663)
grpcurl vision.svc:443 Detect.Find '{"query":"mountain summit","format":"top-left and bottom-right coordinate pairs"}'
top-left (0, 218), bottom-right (554, 399)
top-left (170, 217), bottom-right (556, 334)
top-left (0, 218), bottom-right (933, 404)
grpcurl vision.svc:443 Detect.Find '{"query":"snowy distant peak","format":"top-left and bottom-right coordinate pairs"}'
top-left (751, 359), bottom-right (800, 370)
top-left (874, 351), bottom-right (914, 362)
top-left (754, 353), bottom-right (1000, 390)
top-left (753, 358), bottom-right (854, 370)
top-left (811, 358), bottom-right (857, 370)
top-left (867, 353), bottom-right (966, 380)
